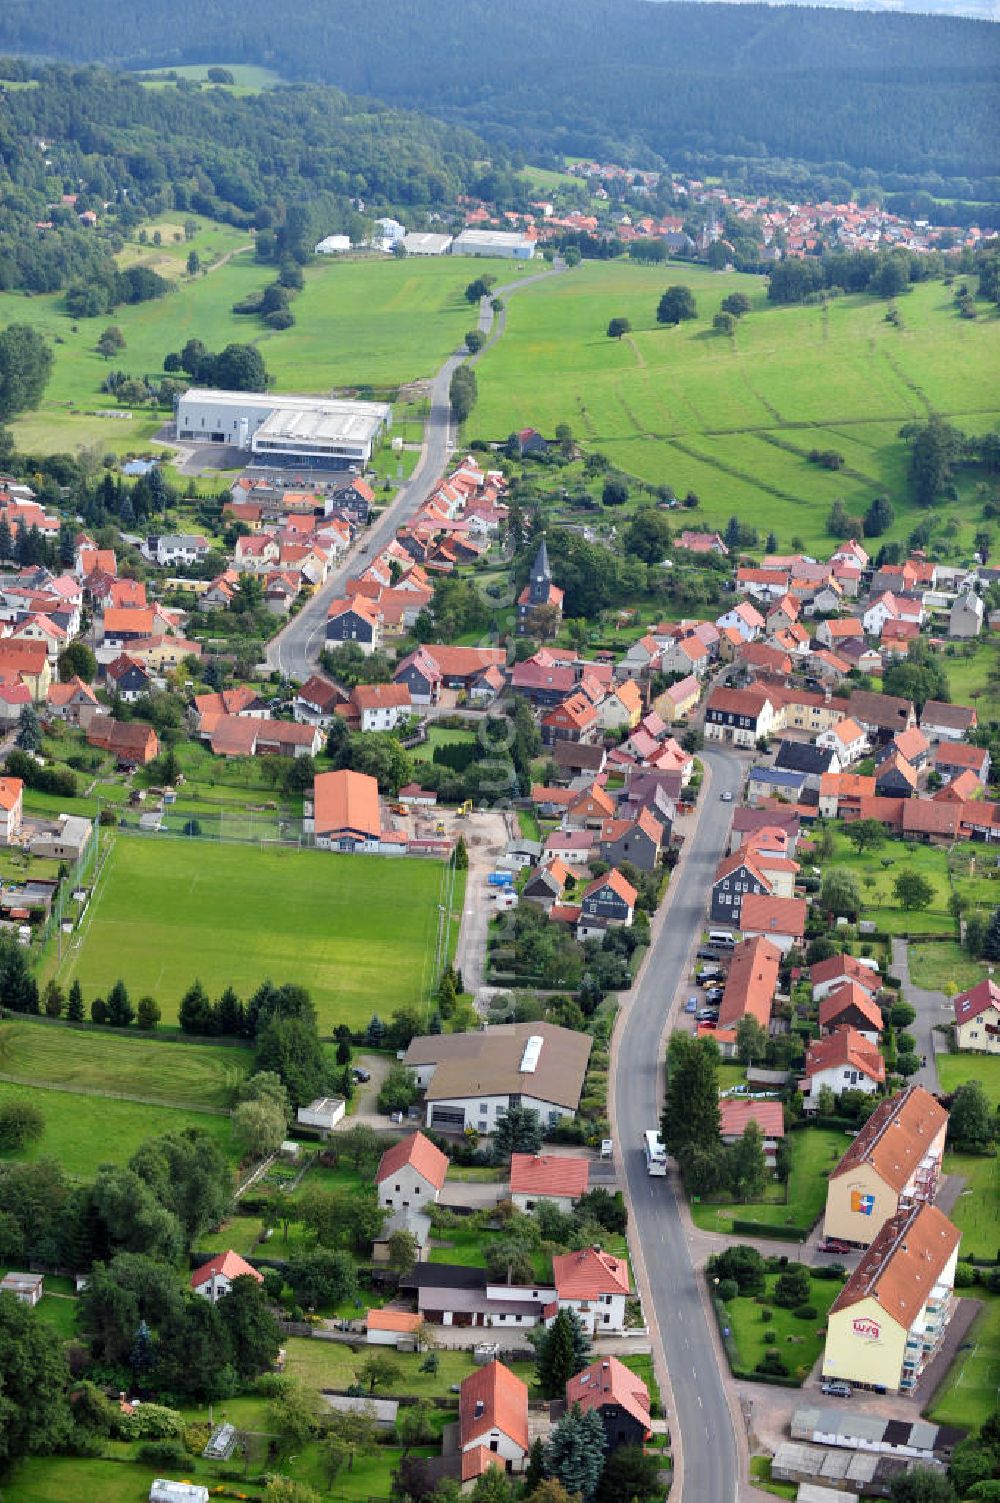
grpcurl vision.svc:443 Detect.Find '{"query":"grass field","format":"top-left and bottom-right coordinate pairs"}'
top-left (824, 831), bottom-right (956, 935)
top-left (0, 1079), bottom-right (236, 1176)
top-left (54, 835), bottom-right (461, 1032)
top-left (1, 254), bottom-right (536, 456)
top-left (944, 1151), bottom-right (998, 1258)
top-left (284, 1335), bottom-right (533, 1396)
top-left (690, 1126), bottom-right (845, 1236)
top-left (936, 1052), bottom-right (1000, 1108)
top-left (134, 62), bottom-right (286, 94)
top-left (929, 1294), bottom-right (1000, 1430)
top-left (472, 260), bottom-right (1000, 555)
top-left (907, 941), bottom-right (987, 995)
top-left (0, 1020), bottom-right (251, 1109)
top-left (726, 1270), bottom-right (841, 1384)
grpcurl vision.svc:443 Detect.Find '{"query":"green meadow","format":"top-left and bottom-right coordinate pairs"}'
top-left (472, 260), bottom-right (1000, 554)
top-left (55, 835), bottom-right (461, 1032)
top-left (0, 252), bottom-right (536, 456)
top-left (133, 62), bottom-right (286, 94)
top-left (0, 1020), bottom-right (251, 1109)
top-left (0, 1079), bottom-right (236, 1176)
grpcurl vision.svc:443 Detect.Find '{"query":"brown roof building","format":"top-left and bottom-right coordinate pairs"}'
top-left (823, 1085), bottom-right (948, 1246)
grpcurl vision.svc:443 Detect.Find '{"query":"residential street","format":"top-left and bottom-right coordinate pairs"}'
top-left (265, 262), bottom-right (562, 682)
top-left (610, 746), bottom-right (747, 1503)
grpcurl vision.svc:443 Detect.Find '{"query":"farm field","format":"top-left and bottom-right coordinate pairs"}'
top-left (0, 253), bottom-right (536, 456)
top-left (0, 1020), bottom-right (251, 1109)
top-left (471, 260), bottom-right (1000, 555)
top-left (930, 1295), bottom-right (1000, 1430)
top-left (690, 1126), bottom-right (845, 1236)
top-left (0, 1079), bottom-right (236, 1176)
top-left (54, 836), bottom-right (461, 1032)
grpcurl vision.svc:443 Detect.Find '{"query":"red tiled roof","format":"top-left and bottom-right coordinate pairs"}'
top-left (830, 1085), bottom-right (947, 1191)
top-left (830, 1202), bottom-right (959, 1329)
top-left (565, 1356), bottom-right (650, 1431)
top-left (718, 935), bottom-right (781, 1030)
top-left (810, 954), bottom-right (880, 992)
top-left (804, 1026), bottom-right (885, 1084)
top-left (460, 1361), bottom-right (529, 1453)
top-left (583, 867), bottom-right (638, 909)
top-left (509, 1153), bottom-right (589, 1199)
top-left (552, 1246), bottom-right (631, 1299)
top-left (376, 1130), bottom-right (449, 1191)
top-left (954, 977), bottom-right (1000, 1026)
top-left (819, 982), bottom-right (884, 1034)
top-left (190, 1249), bottom-right (263, 1289)
top-left (739, 893), bottom-right (806, 940)
top-left (719, 1098), bottom-right (785, 1140)
top-left (367, 1309), bottom-right (423, 1333)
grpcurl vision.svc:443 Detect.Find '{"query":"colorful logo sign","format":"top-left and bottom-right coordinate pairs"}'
top-left (852, 1316), bottom-right (881, 1340)
top-left (851, 1189), bottom-right (876, 1216)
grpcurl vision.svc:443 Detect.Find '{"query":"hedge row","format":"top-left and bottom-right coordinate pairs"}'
top-left (729, 1218), bottom-right (810, 1240)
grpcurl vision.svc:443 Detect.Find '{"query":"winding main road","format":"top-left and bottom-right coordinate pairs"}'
top-left (266, 260), bottom-right (562, 681)
top-left (611, 747), bottom-right (745, 1503)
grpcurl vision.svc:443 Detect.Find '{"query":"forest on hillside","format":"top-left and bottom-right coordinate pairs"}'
top-left (0, 0), bottom-right (997, 185)
top-left (0, 65), bottom-right (487, 294)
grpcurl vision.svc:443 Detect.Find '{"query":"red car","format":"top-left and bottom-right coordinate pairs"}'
top-left (818, 1237), bottom-right (852, 1255)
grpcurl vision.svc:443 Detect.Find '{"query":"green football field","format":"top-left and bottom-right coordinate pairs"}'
top-left (55, 836), bottom-right (461, 1032)
top-left (471, 259), bottom-right (1000, 555)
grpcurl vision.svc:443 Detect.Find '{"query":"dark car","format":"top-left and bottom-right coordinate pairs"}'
top-left (705, 987), bottom-right (725, 1003)
top-left (352, 1068), bottom-right (371, 1084)
top-left (697, 946), bottom-right (720, 961)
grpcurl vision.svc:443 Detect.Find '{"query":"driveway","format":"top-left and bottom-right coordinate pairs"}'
top-left (452, 809), bottom-right (513, 1000)
top-left (890, 937), bottom-right (948, 1088)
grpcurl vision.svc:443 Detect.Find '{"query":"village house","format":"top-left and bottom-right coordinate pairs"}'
top-left (46, 676), bottom-right (100, 727)
top-left (0, 776), bottom-right (23, 845)
top-left (293, 673), bottom-right (349, 728)
top-left (738, 893), bottom-right (806, 953)
top-left (103, 654), bottom-right (150, 704)
top-left (402, 1022), bottom-right (592, 1135)
top-left (598, 678), bottom-right (643, 733)
top-left (509, 1153), bottom-right (589, 1213)
top-left (848, 690), bottom-right (916, 744)
top-left (598, 808), bottom-right (664, 872)
top-left (565, 1358), bottom-right (651, 1451)
top-left (710, 849), bottom-right (772, 927)
top-left (817, 717), bottom-right (869, 766)
top-left (719, 1098), bottom-right (785, 1169)
top-left (552, 1246), bottom-right (631, 1334)
top-left (87, 716), bottom-right (159, 766)
top-left (713, 935), bottom-right (781, 1058)
top-left (949, 590), bottom-right (984, 639)
top-left (704, 687), bottom-right (777, 748)
top-left (920, 700), bottom-right (978, 744)
top-left (0, 640), bottom-right (51, 701)
top-left (952, 978), bottom-right (1000, 1054)
top-left (577, 868), bottom-right (637, 942)
top-left (375, 1131), bottom-right (449, 1210)
top-left (802, 1026), bottom-right (886, 1108)
top-left (326, 594), bottom-right (384, 654)
top-left (821, 1203), bottom-right (960, 1395)
top-left (934, 742), bottom-right (990, 785)
top-left (459, 1361), bottom-right (530, 1477)
top-left (819, 983), bottom-right (884, 1045)
top-left (350, 682), bottom-right (412, 732)
top-left (657, 674), bottom-right (701, 721)
top-left (822, 1085), bottom-right (948, 1248)
top-left (190, 1250), bottom-right (264, 1304)
top-left (0, 1271), bottom-right (43, 1305)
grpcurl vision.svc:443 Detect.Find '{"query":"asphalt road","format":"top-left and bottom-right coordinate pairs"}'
top-left (612, 747), bottom-right (744, 1503)
top-left (266, 261), bottom-right (562, 682)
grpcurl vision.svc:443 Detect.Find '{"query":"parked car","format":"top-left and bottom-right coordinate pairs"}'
top-left (720, 791), bottom-right (733, 802)
top-left (685, 996), bottom-right (699, 1013)
top-left (818, 1237), bottom-right (852, 1255)
top-left (696, 1007), bottom-right (719, 1022)
top-left (352, 1068), bottom-right (371, 1083)
top-left (705, 987), bottom-right (725, 1003)
top-left (697, 966), bottom-right (723, 983)
top-left (821, 1381), bottom-right (852, 1399)
top-left (696, 946), bottom-right (720, 961)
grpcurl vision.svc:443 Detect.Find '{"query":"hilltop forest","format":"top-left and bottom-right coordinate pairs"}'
top-left (0, 0), bottom-right (997, 190)
top-left (0, 65), bottom-right (487, 294)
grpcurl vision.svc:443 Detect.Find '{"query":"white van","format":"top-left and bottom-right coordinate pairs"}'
top-left (708, 930), bottom-right (737, 949)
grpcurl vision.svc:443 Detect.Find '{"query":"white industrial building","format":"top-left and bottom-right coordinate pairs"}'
top-left (401, 232), bottom-right (454, 256)
top-left (175, 389), bottom-right (392, 471)
top-left (452, 229), bottom-right (535, 260)
top-left (315, 234), bottom-right (352, 254)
